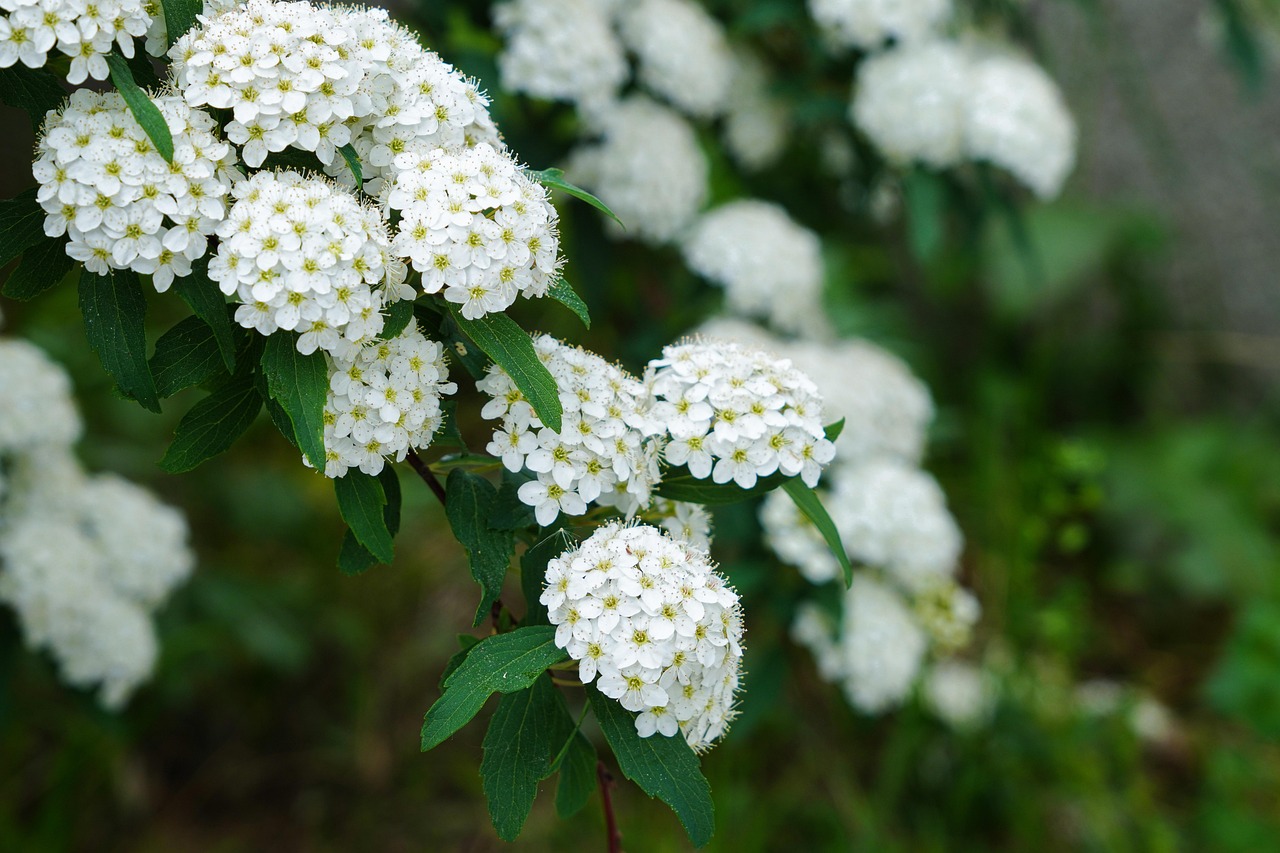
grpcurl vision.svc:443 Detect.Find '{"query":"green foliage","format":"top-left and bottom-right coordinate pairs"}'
top-left (78, 267), bottom-right (161, 413)
top-left (105, 53), bottom-right (174, 163)
top-left (520, 529), bottom-right (569, 627)
top-left (1, 236), bottom-right (72, 300)
top-left (587, 685), bottom-right (715, 847)
top-left (337, 467), bottom-right (403, 575)
top-left (339, 143), bottom-right (364, 186)
top-left (334, 471), bottom-right (395, 565)
top-left (260, 335), bottom-right (329, 470)
top-left (447, 305), bottom-right (563, 431)
top-left (528, 167), bottom-right (624, 229)
top-left (159, 0), bottom-right (203, 48)
top-left (381, 297), bottom-right (415, 340)
top-left (1206, 598), bottom-right (1280, 738)
top-left (443, 469), bottom-right (516, 626)
top-left (0, 65), bottom-right (66, 129)
top-left (150, 315), bottom-right (231, 398)
top-left (554, 727), bottom-right (597, 819)
top-left (158, 373), bottom-right (262, 472)
top-left (480, 674), bottom-right (574, 840)
top-left (172, 260), bottom-right (237, 371)
top-left (781, 478), bottom-right (853, 586)
top-left (420, 625), bottom-right (568, 750)
top-left (0, 190), bottom-right (51, 270)
top-left (547, 278), bottom-right (592, 328)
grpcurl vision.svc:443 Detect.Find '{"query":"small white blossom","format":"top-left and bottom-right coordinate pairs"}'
top-left (544, 523), bottom-right (744, 751)
top-left (0, 0), bottom-right (153, 83)
top-left (809, 0), bottom-right (951, 50)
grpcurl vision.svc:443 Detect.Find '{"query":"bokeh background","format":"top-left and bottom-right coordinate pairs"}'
top-left (3, 0), bottom-right (1280, 849)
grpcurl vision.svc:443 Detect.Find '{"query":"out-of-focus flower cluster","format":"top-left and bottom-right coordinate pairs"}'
top-left (543, 522), bottom-right (743, 751)
top-left (0, 334), bottom-right (193, 709)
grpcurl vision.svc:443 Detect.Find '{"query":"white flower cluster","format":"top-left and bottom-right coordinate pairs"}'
top-left (792, 576), bottom-right (926, 713)
top-left (722, 51), bottom-right (790, 173)
top-left (493, 0), bottom-right (628, 114)
top-left (543, 522), bottom-right (743, 751)
top-left (617, 0), bottom-right (733, 120)
top-left (478, 335), bottom-right (662, 525)
top-left (853, 41), bottom-right (1077, 198)
top-left (0, 0), bottom-right (151, 84)
top-left (0, 336), bottom-right (193, 709)
top-left (171, 0), bottom-right (499, 180)
top-left (567, 96), bottom-right (707, 245)
top-left (144, 0), bottom-right (239, 59)
top-left (808, 0), bottom-right (952, 50)
top-left (646, 340), bottom-right (835, 489)
top-left (319, 320), bottom-right (456, 478)
top-left (210, 169), bottom-right (405, 355)
top-left (647, 499), bottom-right (713, 552)
top-left (385, 142), bottom-right (561, 320)
top-left (681, 201), bottom-right (826, 338)
top-left (34, 89), bottom-right (233, 291)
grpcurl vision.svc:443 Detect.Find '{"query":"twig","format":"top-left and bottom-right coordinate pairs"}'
top-left (597, 761), bottom-right (623, 853)
top-left (405, 448), bottom-right (447, 506)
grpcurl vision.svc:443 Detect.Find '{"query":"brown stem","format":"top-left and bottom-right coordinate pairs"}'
top-left (405, 448), bottom-right (447, 506)
top-left (597, 761), bottom-right (623, 853)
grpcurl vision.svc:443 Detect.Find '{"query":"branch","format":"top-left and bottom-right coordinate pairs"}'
top-left (405, 448), bottom-right (447, 506)
top-left (597, 761), bottom-right (623, 853)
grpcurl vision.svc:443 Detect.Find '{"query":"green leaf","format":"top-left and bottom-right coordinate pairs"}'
top-left (337, 466), bottom-right (401, 575)
top-left (528, 167), bottom-right (624, 229)
top-left (0, 189), bottom-right (49, 269)
top-left (903, 168), bottom-right (946, 263)
top-left (159, 0), bottom-right (203, 49)
top-left (445, 470), bottom-right (517, 627)
top-left (159, 375), bottom-right (262, 472)
top-left (480, 675), bottom-right (567, 841)
top-left (106, 52), bottom-right (174, 163)
top-left (420, 625), bottom-right (567, 750)
top-left (260, 334), bottom-right (328, 470)
top-left (655, 467), bottom-right (789, 506)
top-left (381, 297), bottom-right (414, 340)
top-left (172, 258), bottom-right (236, 371)
top-left (547, 278), bottom-right (591, 328)
top-left (78, 267), bottom-right (160, 413)
top-left (491, 470), bottom-right (537, 530)
top-left (1, 236), bottom-right (72, 300)
top-left (334, 471), bottom-right (394, 565)
top-left (521, 529), bottom-right (572, 627)
top-left (587, 685), bottom-right (715, 847)
top-left (0, 66), bottom-right (66, 130)
top-left (339, 142), bottom-right (363, 186)
top-left (824, 418), bottom-right (845, 443)
top-left (447, 306), bottom-right (562, 432)
top-left (781, 478), bottom-right (853, 587)
top-left (555, 728), bottom-right (597, 819)
top-left (150, 315), bottom-right (228, 398)
top-left (439, 634), bottom-right (482, 689)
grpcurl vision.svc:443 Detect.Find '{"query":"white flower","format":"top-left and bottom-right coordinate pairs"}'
top-left (478, 335), bottom-right (664, 523)
top-left (681, 201), bottom-right (827, 338)
top-left (722, 51), bottom-right (790, 173)
top-left (0, 339), bottom-right (83, 452)
top-left (645, 339), bottom-right (835, 490)
top-left (647, 499), bottom-right (713, 552)
top-left (316, 320), bottom-right (457, 478)
top-left (809, 0), bottom-right (951, 50)
top-left (924, 660), bottom-right (996, 729)
top-left (34, 88), bottom-right (233, 290)
top-left (544, 522), bottom-right (744, 751)
top-left (963, 51), bottom-right (1077, 199)
top-left (386, 143), bottom-right (562, 319)
top-left (566, 96), bottom-right (707, 245)
top-left (493, 0), bottom-right (627, 114)
top-left (0, 0), bottom-right (153, 83)
top-left (617, 0), bottom-right (734, 119)
top-left (852, 40), bottom-right (971, 169)
top-left (210, 169), bottom-right (403, 356)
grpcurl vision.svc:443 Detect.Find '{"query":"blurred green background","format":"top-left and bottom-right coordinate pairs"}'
top-left (4, 0), bottom-right (1280, 850)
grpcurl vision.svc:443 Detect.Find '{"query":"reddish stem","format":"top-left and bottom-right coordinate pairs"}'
top-left (597, 761), bottom-right (623, 853)
top-left (405, 448), bottom-right (447, 506)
